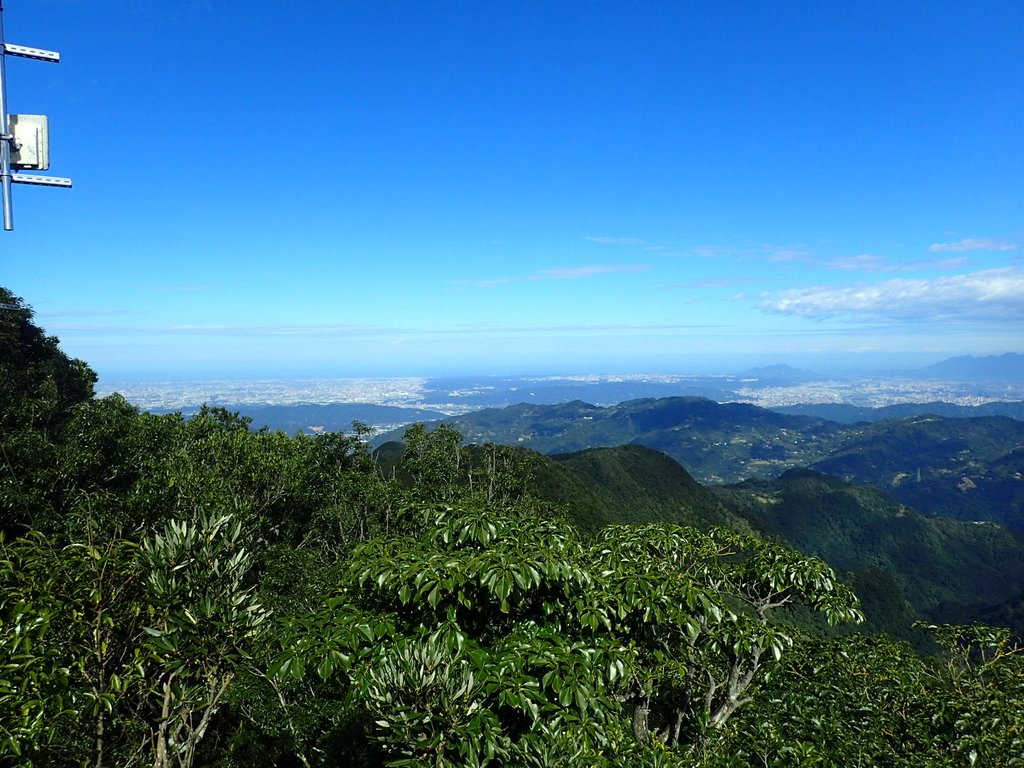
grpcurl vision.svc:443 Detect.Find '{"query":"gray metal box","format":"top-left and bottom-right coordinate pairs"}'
top-left (9, 114), bottom-right (50, 171)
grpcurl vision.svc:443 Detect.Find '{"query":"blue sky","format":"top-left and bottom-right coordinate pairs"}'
top-left (3, 0), bottom-right (1022, 380)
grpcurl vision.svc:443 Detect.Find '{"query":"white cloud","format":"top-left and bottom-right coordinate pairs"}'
top-left (828, 254), bottom-right (887, 271)
top-left (673, 276), bottom-right (776, 290)
top-left (52, 322), bottom-right (393, 338)
top-left (826, 254), bottom-right (968, 273)
top-left (691, 246), bottom-right (740, 258)
top-left (452, 277), bottom-right (515, 288)
top-left (54, 320), bottom-right (724, 339)
top-left (40, 309), bottom-right (134, 319)
top-left (928, 238), bottom-right (1020, 253)
top-left (152, 284), bottom-right (214, 292)
top-left (931, 257), bottom-right (971, 270)
top-left (585, 236), bottom-right (647, 246)
top-left (766, 247), bottom-right (814, 263)
top-left (531, 264), bottom-right (650, 280)
top-left (760, 267), bottom-right (1024, 323)
top-left (458, 264), bottom-right (650, 287)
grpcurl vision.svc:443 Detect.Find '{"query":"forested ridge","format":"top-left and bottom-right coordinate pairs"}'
top-left (3, 287), bottom-right (1023, 767)
top-left (411, 395), bottom-right (1024, 519)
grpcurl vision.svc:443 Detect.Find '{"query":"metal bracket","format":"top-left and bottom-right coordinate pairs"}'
top-left (3, 43), bottom-right (60, 63)
top-left (11, 173), bottom-right (71, 188)
top-left (0, 6), bottom-right (68, 230)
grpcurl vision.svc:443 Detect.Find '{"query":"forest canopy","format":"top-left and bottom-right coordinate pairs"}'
top-left (1, 287), bottom-right (1022, 767)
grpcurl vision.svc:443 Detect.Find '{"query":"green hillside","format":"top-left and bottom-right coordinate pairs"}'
top-left (811, 415), bottom-right (1024, 529)
top-left (389, 399), bottom-right (1024, 529)
top-left (371, 441), bottom-right (758, 536)
top-left (773, 400), bottom-right (1024, 424)
top-left (503, 440), bottom-right (1024, 644)
top-left (416, 396), bottom-right (842, 483)
top-left (159, 403), bottom-right (449, 435)
top-left (715, 468), bottom-right (1024, 634)
top-left (974, 588), bottom-right (1024, 638)
top-left (546, 444), bottom-right (763, 534)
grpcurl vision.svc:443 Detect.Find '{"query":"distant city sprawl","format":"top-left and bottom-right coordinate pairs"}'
top-left (97, 368), bottom-right (1024, 415)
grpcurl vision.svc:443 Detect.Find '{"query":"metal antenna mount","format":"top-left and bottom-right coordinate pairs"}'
top-left (0, 1), bottom-right (71, 232)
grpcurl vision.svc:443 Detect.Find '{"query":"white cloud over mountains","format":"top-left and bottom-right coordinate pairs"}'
top-left (760, 267), bottom-right (1024, 323)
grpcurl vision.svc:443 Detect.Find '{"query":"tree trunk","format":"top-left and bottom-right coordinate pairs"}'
top-left (154, 678), bottom-right (174, 768)
top-left (632, 700), bottom-right (651, 745)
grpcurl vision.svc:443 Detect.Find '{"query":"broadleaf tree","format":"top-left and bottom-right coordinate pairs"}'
top-left (273, 502), bottom-right (863, 765)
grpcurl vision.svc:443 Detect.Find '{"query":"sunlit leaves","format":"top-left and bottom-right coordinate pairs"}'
top-left (708, 628), bottom-right (1024, 768)
top-left (275, 501), bottom-right (864, 764)
top-left (138, 511), bottom-right (270, 767)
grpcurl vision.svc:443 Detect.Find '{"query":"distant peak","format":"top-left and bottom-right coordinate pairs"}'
top-left (921, 353), bottom-right (1024, 380)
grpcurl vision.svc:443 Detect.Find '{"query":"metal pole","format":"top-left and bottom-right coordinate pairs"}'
top-left (0, 1), bottom-right (13, 231)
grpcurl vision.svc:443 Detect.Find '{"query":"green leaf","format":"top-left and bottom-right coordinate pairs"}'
top-left (317, 656), bottom-right (334, 680)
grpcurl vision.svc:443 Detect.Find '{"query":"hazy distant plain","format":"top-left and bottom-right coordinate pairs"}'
top-left (100, 371), bottom-right (1024, 418)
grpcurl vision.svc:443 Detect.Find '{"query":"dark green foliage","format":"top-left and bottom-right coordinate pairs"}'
top-left (1, 289), bottom-right (97, 534)
top-left (715, 469), bottom-right (1024, 638)
top-left (844, 568), bottom-right (928, 647)
top-left (703, 624), bottom-right (1024, 767)
top-left (376, 423), bottom-right (544, 511)
top-left (0, 288), bottom-right (95, 436)
top-left (380, 433), bottom-right (757, 537)
top-left (272, 504), bottom-right (862, 766)
top-left (157, 402), bottom-right (448, 435)
top-left (974, 587), bottom-right (1024, 640)
top-left (0, 531), bottom-right (81, 762)
top-left (391, 396), bottom-right (842, 484)
top-left (812, 415), bottom-right (1024, 529)
top-left (382, 399), bottom-right (1024, 532)
top-left (707, 633), bottom-right (934, 765)
top-left (550, 445), bottom-right (763, 533)
top-left (527, 454), bottom-right (619, 534)
top-left (774, 399), bottom-right (1024, 424)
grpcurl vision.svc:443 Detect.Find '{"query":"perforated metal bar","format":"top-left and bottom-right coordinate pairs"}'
top-left (11, 173), bottom-right (71, 187)
top-left (3, 43), bottom-right (59, 62)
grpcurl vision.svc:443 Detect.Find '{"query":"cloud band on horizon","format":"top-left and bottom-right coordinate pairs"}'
top-left (928, 238), bottom-right (1020, 253)
top-left (760, 267), bottom-right (1024, 323)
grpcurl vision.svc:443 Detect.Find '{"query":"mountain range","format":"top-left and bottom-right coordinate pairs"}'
top-left (376, 396), bottom-right (1024, 530)
top-left (772, 400), bottom-right (1024, 424)
top-left (153, 402), bottom-right (448, 435)
top-left (919, 352), bottom-right (1024, 380)
top-left (713, 467), bottom-right (1024, 640)
top-left (453, 442), bottom-right (1024, 644)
